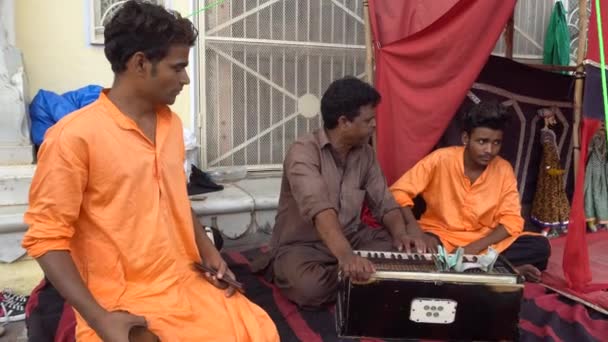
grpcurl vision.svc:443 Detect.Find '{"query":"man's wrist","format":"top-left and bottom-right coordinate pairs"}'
top-left (405, 223), bottom-right (424, 236)
top-left (335, 247), bottom-right (355, 264)
top-left (466, 240), bottom-right (488, 252)
top-left (85, 306), bottom-right (110, 330)
top-left (199, 243), bottom-right (220, 261)
top-left (388, 225), bottom-right (408, 239)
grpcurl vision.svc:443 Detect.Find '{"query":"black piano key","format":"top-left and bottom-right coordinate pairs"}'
top-left (397, 254), bottom-right (403, 259)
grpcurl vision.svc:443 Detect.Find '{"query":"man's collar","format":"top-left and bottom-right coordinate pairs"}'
top-left (99, 89), bottom-right (172, 131)
top-left (317, 128), bottom-right (332, 148)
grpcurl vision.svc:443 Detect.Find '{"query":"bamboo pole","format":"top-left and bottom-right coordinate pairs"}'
top-left (505, 12), bottom-right (515, 59)
top-left (363, 0), bottom-right (378, 150)
top-left (573, 0), bottom-right (589, 179)
top-left (363, 0), bottom-right (374, 84)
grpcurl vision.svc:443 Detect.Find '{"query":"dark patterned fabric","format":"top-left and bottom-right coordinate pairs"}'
top-left (437, 56), bottom-right (575, 206)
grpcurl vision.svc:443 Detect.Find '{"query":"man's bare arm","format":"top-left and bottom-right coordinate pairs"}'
top-left (314, 209), bottom-right (375, 281)
top-left (37, 251), bottom-right (146, 340)
top-left (37, 251), bottom-right (107, 323)
top-left (464, 225), bottom-right (510, 254)
top-left (191, 208), bottom-right (216, 259)
top-left (381, 208), bottom-right (408, 238)
top-left (400, 207), bottom-right (421, 233)
top-left (191, 208), bottom-right (237, 297)
top-left (397, 207), bottom-right (439, 252)
top-left (314, 209), bottom-right (354, 260)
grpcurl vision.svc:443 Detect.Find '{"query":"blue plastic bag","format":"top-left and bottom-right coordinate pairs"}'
top-left (29, 85), bottom-right (103, 146)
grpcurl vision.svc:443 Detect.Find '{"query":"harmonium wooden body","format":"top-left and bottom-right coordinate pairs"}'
top-left (335, 250), bottom-right (524, 341)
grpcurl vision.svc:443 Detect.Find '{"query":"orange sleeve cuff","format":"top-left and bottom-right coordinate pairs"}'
top-left (22, 236), bottom-right (72, 259)
top-left (499, 215), bottom-right (524, 236)
top-left (390, 189), bottom-right (415, 208)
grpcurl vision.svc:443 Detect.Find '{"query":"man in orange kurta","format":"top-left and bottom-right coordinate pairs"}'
top-left (21, 2), bottom-right (278, 341)
top-left (390, 101), bottom-right (550, 281)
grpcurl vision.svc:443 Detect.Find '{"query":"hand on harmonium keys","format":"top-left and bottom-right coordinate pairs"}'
top-left (338, 253), bottom-right (376, 284)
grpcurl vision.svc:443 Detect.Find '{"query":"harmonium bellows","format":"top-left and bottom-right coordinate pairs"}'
top-left (335, 250), bottom-right (524, 341)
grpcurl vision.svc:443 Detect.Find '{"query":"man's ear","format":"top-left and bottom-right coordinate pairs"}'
top-left (126, 52), bottom-right (148, 76)
top-left (461, 132), bottom-right (470, 146)
top-left (337, 115), bottom-right (350, 128)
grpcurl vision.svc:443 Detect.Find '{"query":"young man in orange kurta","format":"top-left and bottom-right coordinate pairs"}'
top-left (390, 101), bottom-right (550, 281)
top-left (21, 2), bottom-right (278, 341)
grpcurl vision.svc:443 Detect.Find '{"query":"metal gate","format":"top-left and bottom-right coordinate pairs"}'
top-left (197, 0), bottom-right (366, 170)
top-left (493, 0), bottom-right (558, 60)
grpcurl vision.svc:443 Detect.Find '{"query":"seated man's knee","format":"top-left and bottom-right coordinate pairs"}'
top-left (278, 266), bottom-right (338, 308)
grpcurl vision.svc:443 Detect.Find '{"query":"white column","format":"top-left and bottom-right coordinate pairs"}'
top-left (0, 0), bottom-right (15, 45)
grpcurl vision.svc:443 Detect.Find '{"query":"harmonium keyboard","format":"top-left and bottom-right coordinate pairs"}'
top-left (335, 250), bottom-right (524, 341)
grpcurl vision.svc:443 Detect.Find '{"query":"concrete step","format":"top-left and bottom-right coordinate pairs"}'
top-left (0, 204), bottom-right (27, 233)
top-left (190, 177), bottom-right (281, 239)
top-left (0, 164), bottom-right (35, 206)
top-left (0, 205), bottom-right (29, 263)
top-left (236, 178), bottom-right (280, 233)
top-left (0, 144), bottom-right (34, 165)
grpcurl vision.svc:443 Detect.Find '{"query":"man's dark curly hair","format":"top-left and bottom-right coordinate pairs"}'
top-left (321, 76), bottom-right (381, 129)
top-left (463, 100), bottom-right (510, 134)
top-left (104, 0), bottom-right (198, 74)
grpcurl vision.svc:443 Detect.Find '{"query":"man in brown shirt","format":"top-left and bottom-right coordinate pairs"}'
top-left (253, 77), bottom-right (434, 309)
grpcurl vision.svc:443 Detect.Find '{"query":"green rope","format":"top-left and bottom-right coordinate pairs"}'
top-left (595, 0), bottom-right (608, 143)
top-left (186, 0), bottom-right (227, 18)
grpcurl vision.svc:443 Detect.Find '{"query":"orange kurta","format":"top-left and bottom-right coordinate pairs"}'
top-left (22, 93), bottom-right (278, 342)
top-left (390, 146), bottom-right (533, 253)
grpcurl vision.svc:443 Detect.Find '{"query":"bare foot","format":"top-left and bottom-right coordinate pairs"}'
top-left (515, 264), bottom-right (542, 282)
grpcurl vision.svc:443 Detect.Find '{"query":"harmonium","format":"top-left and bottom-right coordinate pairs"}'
top-left (335, 250), bottom-right (524, 341)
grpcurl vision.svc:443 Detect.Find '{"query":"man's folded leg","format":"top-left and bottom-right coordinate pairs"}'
top-left (273, 244), bottom-right (339, 309)
top-left (501, 235), bottom-right (551, 270)
top-left (501, 235), bottom-right (551, 282)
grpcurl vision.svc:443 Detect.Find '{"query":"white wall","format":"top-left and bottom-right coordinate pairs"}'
top-left (14, 0), bottom-right (195, 127)
top-left (0, 0), bottom-right (15, 45)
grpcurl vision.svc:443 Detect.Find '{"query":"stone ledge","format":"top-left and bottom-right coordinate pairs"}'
top-left (0, 204), bottom-right (27, 233)
top-left (0, 164), bottom-right (35, 206)
top-left (0, 177), bottom-right (282, 250)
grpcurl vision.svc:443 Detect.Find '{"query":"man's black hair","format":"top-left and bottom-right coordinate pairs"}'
top-left (321, 76), bottom-right (381, 129)
top-left (104, 0), bottom-right (198, 73)
top-left (463, 100), bottom-right (509, 134)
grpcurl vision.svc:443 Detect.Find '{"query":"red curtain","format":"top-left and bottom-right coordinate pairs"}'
top-left (369, 0), bottom-right (516, 184)
top-left (563, 0), bottom-right (608, 292)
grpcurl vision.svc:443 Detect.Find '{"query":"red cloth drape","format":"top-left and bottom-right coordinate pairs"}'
top-left (563, 0), bottom-right (608, 292)
top-left (564, 119), bottom-right (600, 291)
top-left (585, 0), bottom-right (608, 62)
top-left (369, 0), bottom-right (516, 184)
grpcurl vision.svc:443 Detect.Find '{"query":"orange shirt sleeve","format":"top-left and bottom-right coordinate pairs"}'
top-left (390, 151), bottom-right (438, 207)
top-left (22, 126), bottom-right (89, 258)
top-left (495, 162), bottom-right (524, 236)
